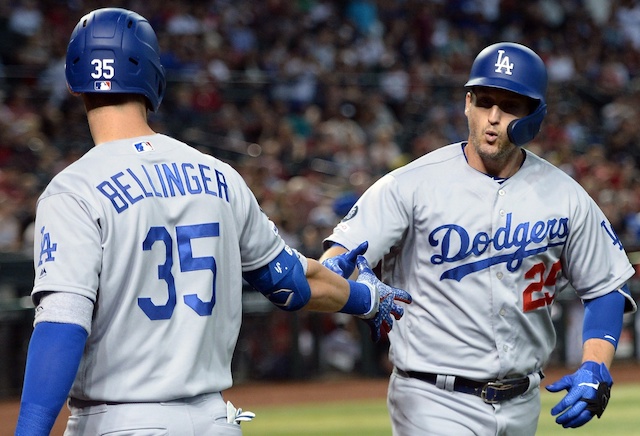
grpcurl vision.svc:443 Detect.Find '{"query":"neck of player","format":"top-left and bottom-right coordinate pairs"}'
top-left (465, 144), bottom-right (525, 180)
top-left (85, 99), bottom-right (156, 146)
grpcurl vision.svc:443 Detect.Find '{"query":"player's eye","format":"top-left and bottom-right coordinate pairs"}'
top-left (475, 96), bottom-right (494, 108)
top-left (499, 100), bottom-right (528, 116)
top-left (475, 95), bottom-right (526, 115)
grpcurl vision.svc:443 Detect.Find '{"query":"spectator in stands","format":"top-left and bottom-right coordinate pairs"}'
top-left (1, 0), bottom-right (640, 381)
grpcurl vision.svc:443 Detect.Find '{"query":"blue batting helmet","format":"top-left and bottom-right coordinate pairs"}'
top-left (65, 8), bottom-right (166, 112)
top-left (465, 42), bottom-right (547, 146)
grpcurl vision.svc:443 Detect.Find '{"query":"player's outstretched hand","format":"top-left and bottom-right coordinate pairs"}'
top-left (355, 255), bottom-right (412, 342)
top-left (546, 361), bottom-right (613, 428)
top-left (322, 241), bottom-right (368, 278)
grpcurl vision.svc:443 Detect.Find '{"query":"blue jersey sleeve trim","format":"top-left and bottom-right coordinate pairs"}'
top-left (619, 283), bottom-right (638, 313)
top-left (16, 322), bottom-right (88, 435)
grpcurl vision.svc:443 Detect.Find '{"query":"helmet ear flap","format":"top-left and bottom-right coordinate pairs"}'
top-left (507, 102), bottom-right (547, 146)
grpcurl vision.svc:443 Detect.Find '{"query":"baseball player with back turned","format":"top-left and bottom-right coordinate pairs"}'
top-left (14, 8), bottom-right (411, 436)
top-left (320, 42), bottom-right (637, 435)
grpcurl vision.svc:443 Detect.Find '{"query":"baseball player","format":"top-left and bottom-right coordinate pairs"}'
top-left (14, 8), bottom-right (411, 436)
top-left (320, 42), bottom-right (637, 435)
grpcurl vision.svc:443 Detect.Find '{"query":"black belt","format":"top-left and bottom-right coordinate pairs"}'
top-left (68, 398), bottom-right (121, 408)
top-left (395, 368), bottom-right (543, 404)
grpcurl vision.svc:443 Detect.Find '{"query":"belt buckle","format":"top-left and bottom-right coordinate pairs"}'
top-left (480, 381), bottom-right (514, 404)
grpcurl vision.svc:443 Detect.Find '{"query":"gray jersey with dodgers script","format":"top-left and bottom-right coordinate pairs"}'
top-left (324, 142), bottom-right (635, 380)
top-left (33, 133), bottom-right (284, 402)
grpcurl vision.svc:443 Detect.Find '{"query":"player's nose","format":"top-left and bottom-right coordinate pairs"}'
top-left (487, 105), bottom-right (502, 124)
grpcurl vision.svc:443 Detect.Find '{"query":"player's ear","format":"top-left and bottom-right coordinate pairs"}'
top-left (464, 92), bottom-right (472, 115)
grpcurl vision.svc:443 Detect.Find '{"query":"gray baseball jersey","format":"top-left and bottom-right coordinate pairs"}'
top-left (325, 142), bottom-right (635, 380)
top-left (33, 134), bottom-right (284, 402)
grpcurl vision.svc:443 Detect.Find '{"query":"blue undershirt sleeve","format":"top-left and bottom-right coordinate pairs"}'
top-left (582, 289), bottom-right (626, 348)
top-left (15, 322), bottom-right (88, 436)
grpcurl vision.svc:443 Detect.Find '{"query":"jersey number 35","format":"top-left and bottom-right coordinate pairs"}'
top-left (139, 223), bottom-right (219, 320)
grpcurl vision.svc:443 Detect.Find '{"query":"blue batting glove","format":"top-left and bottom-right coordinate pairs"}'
top-left (355, 255), bottom-right (412, 342)
top-left (322, 241), bottom-right (368, 278)
top-left (546, 361), bottom-right (613, 428)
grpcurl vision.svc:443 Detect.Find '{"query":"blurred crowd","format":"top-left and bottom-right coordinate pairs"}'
top-left (3, 0), bottom-right (640, 252)
top-left (2, 0), bottom-right (640, 376)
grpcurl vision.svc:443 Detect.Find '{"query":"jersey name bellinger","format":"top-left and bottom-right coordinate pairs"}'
top-left (429, 213), bottom-right (569, 282)
top-left (96, 162), bottom-right (230, 213)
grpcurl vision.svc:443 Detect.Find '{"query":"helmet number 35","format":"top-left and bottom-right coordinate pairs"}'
top-left (91, 58), bottom-right (115, 79)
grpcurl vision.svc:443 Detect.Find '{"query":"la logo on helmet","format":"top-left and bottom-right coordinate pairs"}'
top-left (494, 50), bottom-right (514, 75)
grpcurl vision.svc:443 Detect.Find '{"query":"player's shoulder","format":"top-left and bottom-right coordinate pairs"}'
top-left (153, 134), bottom-right (241, 174)
top-left (42, 134), bottom-right (245, 196)
top-left (392, 143), bottom-right (462, 174)
top-left (521, 148), bottom-right (595, 199)
top-left (385, 142), bottom-right (464, 184)
top-left (522, 149), bottom-right (581, 185)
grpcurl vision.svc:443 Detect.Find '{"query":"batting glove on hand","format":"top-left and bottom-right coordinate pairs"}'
top-left (355, 255), bottom-right (412, 342)
top-left (226, 401), bottom-right (255, 424)
top-left (546, 361), bottom-right (613, 428)
top-left (322, 241), bottom-right (368, 278)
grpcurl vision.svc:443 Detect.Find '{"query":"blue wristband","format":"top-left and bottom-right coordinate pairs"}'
top-left (339, 281), bottom-right (372, 316)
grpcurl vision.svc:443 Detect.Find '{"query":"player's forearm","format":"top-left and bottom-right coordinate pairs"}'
top-left (304, 258), bottom-right (351, 311)
top-left (582, 338), bottom-right (616, 368)
top-left (16, 322), bottom-right (87, 435)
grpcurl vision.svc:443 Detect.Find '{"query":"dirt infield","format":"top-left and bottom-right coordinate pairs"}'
top-left (1, 363), bottom-right (638, 436)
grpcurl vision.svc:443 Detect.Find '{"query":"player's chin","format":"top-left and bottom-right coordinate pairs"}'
top-left (477, 143), bottom-right (503, 160)
top-left (481, 140), bottom-right (514, 159)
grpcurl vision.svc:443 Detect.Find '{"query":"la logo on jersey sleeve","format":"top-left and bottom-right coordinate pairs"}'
top-left (37, 226), bottom-right (57, 278)
top-left (601, 220), bottom-right (624, 250)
